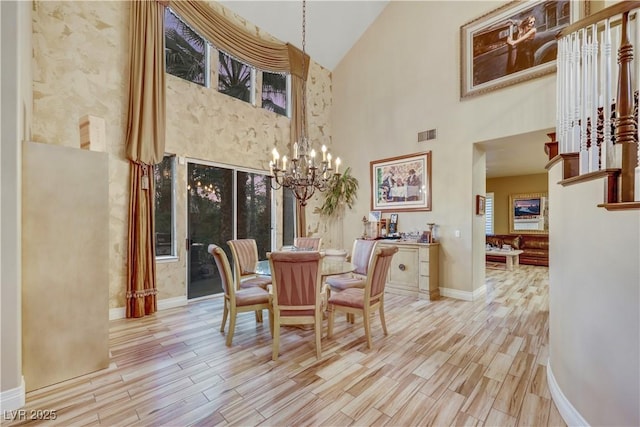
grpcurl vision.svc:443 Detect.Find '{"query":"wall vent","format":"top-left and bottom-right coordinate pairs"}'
top-left (418, 129), bottom-right (437, 142)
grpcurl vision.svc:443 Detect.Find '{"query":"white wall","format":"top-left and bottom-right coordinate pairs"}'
top-left (332, 1), bottom-right (556, 296)
top-left (1, 0), bottom-right (30, 410)
top-left (548, 162), bottom-right (640, 426)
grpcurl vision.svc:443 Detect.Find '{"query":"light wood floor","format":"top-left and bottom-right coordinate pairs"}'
top-left (10, 265), bottom-right (564, 426)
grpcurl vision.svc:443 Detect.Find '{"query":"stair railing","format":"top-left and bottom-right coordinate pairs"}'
top-left (557, 1), bottom-right (640, 202)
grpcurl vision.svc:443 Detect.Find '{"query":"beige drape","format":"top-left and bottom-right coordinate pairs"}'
top-left (125, 0), bottom-right (311, 316)
top-left (125, 0), bottom-right (166, 318)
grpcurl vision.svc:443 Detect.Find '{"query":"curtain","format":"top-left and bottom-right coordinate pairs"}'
top-left (168, 0), bottom-right (310, 234)
top-left (124, 0), bottom-right (311, 316)
top-left (125, 0), bottom-right (166, 318)
top-left (126, 163), bottom-right (158, 318)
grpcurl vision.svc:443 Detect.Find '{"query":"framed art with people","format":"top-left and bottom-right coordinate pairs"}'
top-left (460, 0), bottom-right (589, 98)
top-left (370, 151), bottom-right (431, 212)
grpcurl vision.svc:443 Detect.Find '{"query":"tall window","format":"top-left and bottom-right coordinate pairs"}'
top-left (155, 155), bottom-right (176, 257)
top-left (262, 72), bottom-right (288, 116)
top-left (164, 9), bottom-right (289, 108)
top-left (218, 51), bottom-right (254, 103)
top-left (164, 8), bottom-right (206, 86)
top-left (485, 192), bottom-right (495, 235)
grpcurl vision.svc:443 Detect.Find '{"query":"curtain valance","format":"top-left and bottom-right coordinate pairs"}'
top-left (168, 0), bottom-right (309, 79)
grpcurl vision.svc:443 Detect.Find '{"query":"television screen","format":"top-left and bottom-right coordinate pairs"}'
top-left (514, 198), bottom-right (541, 217)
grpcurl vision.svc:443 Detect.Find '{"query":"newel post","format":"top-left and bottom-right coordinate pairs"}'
top-left (616, 11), bottom-right (637, 201)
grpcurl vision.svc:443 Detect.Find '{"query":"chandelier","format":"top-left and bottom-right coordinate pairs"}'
top-left (269, 0), bottom-right (341, 206)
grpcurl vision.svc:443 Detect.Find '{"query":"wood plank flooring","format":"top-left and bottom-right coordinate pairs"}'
top-left (8, 265), bottom-right (563, 426)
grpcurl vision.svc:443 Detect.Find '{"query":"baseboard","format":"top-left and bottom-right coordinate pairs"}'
top-left (0, 377), bottom-right (25, 412)
top-left (109, 296), bottom-right (188, 320)
top-left (439, 284), bottom-right (486, 301)
top-left (547, 360), bottom-right (589, 427)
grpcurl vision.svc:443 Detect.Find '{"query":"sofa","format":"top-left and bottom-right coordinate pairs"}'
top-left (486, 234), bottom-right (549, 267)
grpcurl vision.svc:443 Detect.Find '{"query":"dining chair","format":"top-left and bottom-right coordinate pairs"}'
top-left (327, 245), bottom-right (398, 349)
top-left (268, 251), bottom-right (325, 361)
top-left (227, 239), bottom-right (272, 290)
top-left (326, 239), bottom-right (378, 292)
top-left (293, 236), bottom-right (323, 251)
top-left (209, 244), bottom-right (271, 347)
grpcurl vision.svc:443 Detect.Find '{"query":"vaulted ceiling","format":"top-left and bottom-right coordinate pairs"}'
top-left (219, 1), bottom-right (389, 71)
top-left (219, 0), bottom-right (551, 179)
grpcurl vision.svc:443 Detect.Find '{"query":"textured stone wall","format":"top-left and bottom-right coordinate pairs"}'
top-left (32, 1), bottom-right (333, 308)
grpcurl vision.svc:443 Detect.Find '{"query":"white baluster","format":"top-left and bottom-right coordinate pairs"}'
top-left (590, 24), bottom-right (600, 172)
top-left (581, 29), bottom-right (590, 173)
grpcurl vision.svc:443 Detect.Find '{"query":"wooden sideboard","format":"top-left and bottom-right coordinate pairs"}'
top-left (376, 241), bottom-right (440, 300)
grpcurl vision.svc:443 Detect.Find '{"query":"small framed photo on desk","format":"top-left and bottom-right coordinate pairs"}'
top-left (389, 213), bottom-right (398, 234)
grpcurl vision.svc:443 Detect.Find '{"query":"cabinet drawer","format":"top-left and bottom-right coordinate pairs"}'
top-left (387, 246), bottom-right (419, 286)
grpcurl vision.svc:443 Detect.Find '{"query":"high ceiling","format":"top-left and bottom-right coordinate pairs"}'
top-left (219, 1), bottom-right (389, 71)
top-left (219, 0), bottom-right (551, 179)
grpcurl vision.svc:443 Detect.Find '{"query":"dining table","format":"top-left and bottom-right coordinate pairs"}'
top-left (254, 258), bottom-right (356, 278)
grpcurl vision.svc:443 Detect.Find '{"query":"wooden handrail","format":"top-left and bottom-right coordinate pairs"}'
top-left (559, 1), bottom-right (640, 38)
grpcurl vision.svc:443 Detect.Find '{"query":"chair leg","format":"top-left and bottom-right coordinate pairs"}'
top-left (268, 309), bottom-right (274, 338)
top-left (363, 308), bottom-right (372, 349)
top-left (327, 305), bottom-right (335, 338)
top-left (315, 312), bottom-right (322, 359)
top-left (220, 300), bottom-right (229, 333)
top-left (379, 300), bottom-right (388, 336)
top-left (272, 314), bottom-right (280, 361)
top-left (226, 309), bottom-right (237, 347)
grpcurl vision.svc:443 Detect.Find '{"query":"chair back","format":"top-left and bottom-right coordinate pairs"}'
top-left (209, 244), bottom-right (235, 302)
top-left (294, 237), bottom-right (323, 251)
top-left (268, 251), bottom-right (322, 316)
top-left (350, 239), bottom-right (378, 276)
top-left (365, 246), bottom-right (398, 301)
top-left (227, 239), bottom-right (259, 284)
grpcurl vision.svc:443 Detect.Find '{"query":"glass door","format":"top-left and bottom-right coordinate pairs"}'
top-left (236, 171), bottom-right (273, 260)
top-left (187, 161), bottom-right (273, 299)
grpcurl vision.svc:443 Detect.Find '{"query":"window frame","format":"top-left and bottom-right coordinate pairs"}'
top-left (164, 8), bottom-right (290, 110)
top-left (485, 192), bottom-right (495, 235)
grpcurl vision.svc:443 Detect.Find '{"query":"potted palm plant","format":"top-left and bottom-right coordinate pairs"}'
top-left (314, 167), bottom-right (359, 250)
top-left (317, 167), bottom-right (359, 218)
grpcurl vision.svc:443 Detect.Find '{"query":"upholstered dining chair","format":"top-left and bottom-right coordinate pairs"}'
top-left (209, 244), bottom-right (271, 347)
top-left (326, 239), bottom-right (378, 292)
top-left (268, 251), bottom-right (325, 361)
top-left (227, 239), bottom-right (272, 290)
top-left (293, 237), bottom-right (323, 251)
top-left (327, 245), bottom-right (398, 349)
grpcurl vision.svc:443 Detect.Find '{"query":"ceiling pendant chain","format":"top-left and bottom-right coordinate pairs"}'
top-left (268, 0), bottom-right (344, 207)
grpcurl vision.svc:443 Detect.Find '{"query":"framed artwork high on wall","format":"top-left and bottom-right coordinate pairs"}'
top-left (460, 0), bottom-right (589, 98)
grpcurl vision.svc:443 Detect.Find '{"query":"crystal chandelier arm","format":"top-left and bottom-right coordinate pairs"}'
top-left (267, 0), bottom-right (345, 206)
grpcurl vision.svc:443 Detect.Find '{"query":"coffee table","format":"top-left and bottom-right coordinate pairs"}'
top-left (485, 249), bottom-right (524, 271)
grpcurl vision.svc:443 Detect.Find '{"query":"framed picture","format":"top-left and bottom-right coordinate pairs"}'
top-left (370, 151), bottom-right (432, 212)
top-left (368, 211), bottom-right (381, 223)
top-left (460, 0), bottom-right (588, 99)
top-left (476, 195), bottom-right (486, 215)
top-left (389, 213), bottom-right (398, 234)
top-left (509, 192), bottom-right (548, 234)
